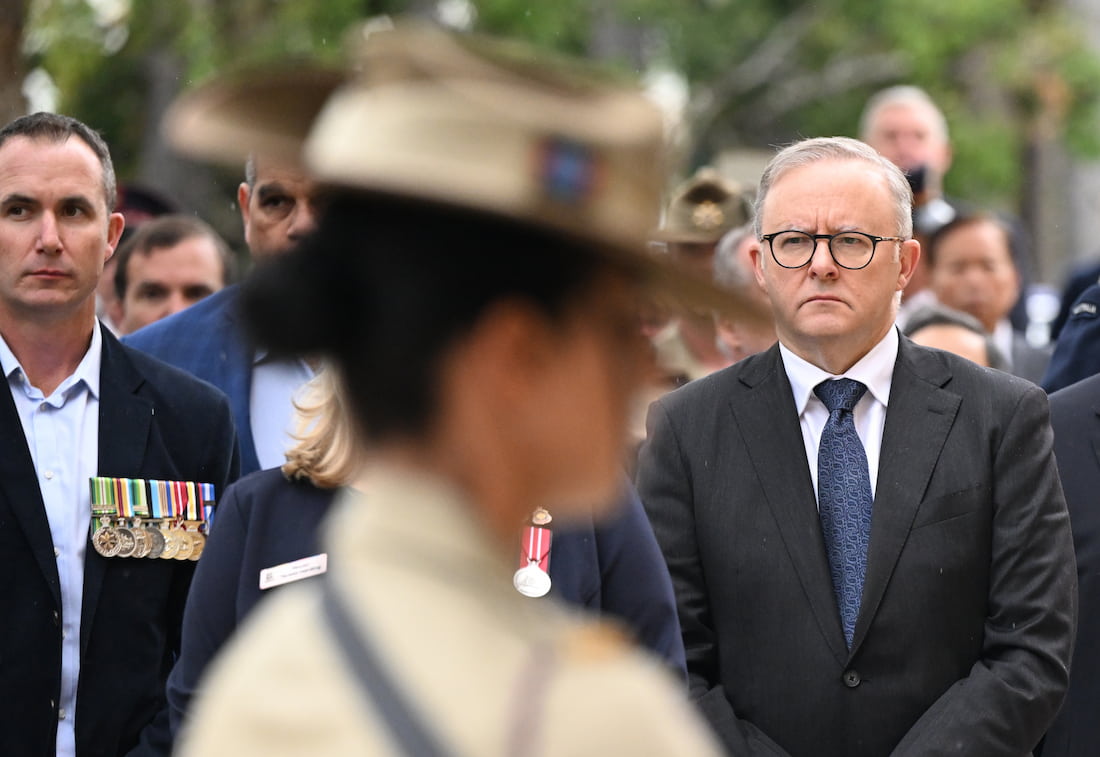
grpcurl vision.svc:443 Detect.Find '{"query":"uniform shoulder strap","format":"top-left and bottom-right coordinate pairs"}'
top-left (320, 577), bottom-right (454, 757)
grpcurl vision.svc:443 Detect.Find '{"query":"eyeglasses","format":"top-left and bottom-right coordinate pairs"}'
top-left (760, 230), bottom-right (906, 270)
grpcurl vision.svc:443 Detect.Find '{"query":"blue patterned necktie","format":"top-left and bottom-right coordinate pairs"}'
top-left (814, 378), bottom-right (873, 648)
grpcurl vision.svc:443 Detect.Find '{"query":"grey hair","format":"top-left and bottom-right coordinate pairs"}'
top-left (713, 223), bottom-right (756, 290)
top-left (753, 136), bottom-right (913, 242)
top-left (858, 85), bottom-right (949, 144)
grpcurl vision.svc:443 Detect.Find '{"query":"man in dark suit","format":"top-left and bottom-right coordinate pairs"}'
top-left (636, 136), bottom-right (1076, 756)
top-left (0, 112), bottom-right (239, 756)
top-left (124, 157), bottom-right (323, 475)
top-left (1039, 374), bottom-right (1100, 756)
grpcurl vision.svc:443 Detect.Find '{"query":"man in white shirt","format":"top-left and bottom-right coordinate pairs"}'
top-left (636, 136), bottom-right (1076, 756)
top-left (124, 156), bottom-right (323, 474)
top-left (0, 111), bottom-right (238, 756)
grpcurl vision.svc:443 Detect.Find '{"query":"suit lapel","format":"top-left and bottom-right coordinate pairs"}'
top-left (0, 379), bottom-right (60, 606)
top-left (851, 339), bottom-right (959, 653)
top-left (731, 347), bottom-right (849, 664)
top-left (81, 332), bottom-right (153, 655)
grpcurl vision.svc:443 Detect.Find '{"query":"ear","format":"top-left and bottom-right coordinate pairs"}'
top-left (104, 212), bottom-right (125, 263)
top-left (895, 238), bottom-right (921, 293)
top-left (750, 240), bottom-right (767, 290)
top-left (238, 182), bottom-right (253, 246)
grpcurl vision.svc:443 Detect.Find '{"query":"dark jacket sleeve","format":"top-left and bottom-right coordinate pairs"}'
top-left (591, 481), bottom-right (688, 679)
top-left (636, 397), bottom-right (792, 756)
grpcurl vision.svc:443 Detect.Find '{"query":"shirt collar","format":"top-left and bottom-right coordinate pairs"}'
top-left (779, 326), bottom-right (899, 416)
top-left (0, 321), bottom-right (103, 401)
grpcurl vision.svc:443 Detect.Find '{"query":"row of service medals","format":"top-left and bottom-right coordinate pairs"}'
top-left (513, 507), bottom-right (553, 598)
top-left (90, 477), bottom-right (215, 560)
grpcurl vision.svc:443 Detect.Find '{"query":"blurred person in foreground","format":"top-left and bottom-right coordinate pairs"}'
top-left (636, 136), bottom-right (1075, 756)
top-left (902, 302), bottom-right (1007, 370)
top-left (108, 214), bottom-right (233, 335)
top-left (926, 212), bottom-right (1051, 383)
top-left (167, 20), bottom-right (765, 757)
top-left (123, 148), bottom-right (327, 475)
top-left (165, 368), bottom-right (689, 748)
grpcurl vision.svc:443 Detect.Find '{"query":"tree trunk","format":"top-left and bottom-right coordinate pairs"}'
top-left (0, 0), bottom-right (27, 122)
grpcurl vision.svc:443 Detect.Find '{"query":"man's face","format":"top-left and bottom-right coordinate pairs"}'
top-left (750, 159), bottom-right (918, 370)
top-left (238, 161), bottom-right (322, 260)
top-left (929, 219), bottom-right (1019, 333)
top-left (0, 136), bottom-right (124, 323)
top-left (864, 102), bottom-right (951, 178)
top-left (115, 235), bottom-right (226, 334)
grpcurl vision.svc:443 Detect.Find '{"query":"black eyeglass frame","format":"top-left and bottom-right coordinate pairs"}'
top-left (759, 230), bottom-right (907, 270)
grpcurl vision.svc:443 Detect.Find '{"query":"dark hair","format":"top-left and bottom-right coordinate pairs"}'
top-left (924, 212), bottom-right (1013, 269)
top-left (0, 112), bottom-right (117, 211)
top-left (903, 303), bottom-right (1008, 371)
top-left (113, 214), bottom-right (234, 300)
top-left (243, 193), bottom-right (617, 443)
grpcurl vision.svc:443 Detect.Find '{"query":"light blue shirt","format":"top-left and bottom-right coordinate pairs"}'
top-left (250, 350), bottom-right (314, 470)
top-left (779, 327), bottom-right (898, 501)
top-left (0, 322), bottom-right (101, 757)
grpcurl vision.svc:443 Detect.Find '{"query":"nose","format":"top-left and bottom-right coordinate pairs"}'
top-left (806, 237), bottom-right (839, 278)
top-left (37, 213), bottom-right (62, 254)
top-left (286, 201), bottom-right (319, 241)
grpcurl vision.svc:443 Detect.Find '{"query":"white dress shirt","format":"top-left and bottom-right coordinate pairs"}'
top-left (0, 323), bottom-right (102, 757)
top-left (250, 349), bottom-right (315, 470)
top-left (779, 327), bottom-right (898, 502)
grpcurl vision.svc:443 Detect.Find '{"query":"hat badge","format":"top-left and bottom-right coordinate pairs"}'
top-left (692, 201), bottom-right (724, 231)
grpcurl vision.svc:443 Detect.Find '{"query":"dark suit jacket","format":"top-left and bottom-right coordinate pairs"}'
top-left (1044, 282), bottom-right (1100, 393)
top-left (0, 328), bottom-right (240, 757)
top-left (636, 337), bottom-right (1076, 757)
top-left (166, 469), bottom-right (686, 743)
top-left (1040, 374), bottom-right (1100, 757)
top-left (124, 285), bottom-right (260, 474)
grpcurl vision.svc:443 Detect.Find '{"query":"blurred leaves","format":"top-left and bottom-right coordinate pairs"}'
top-left (16, 0), bottom-right (1100, 212)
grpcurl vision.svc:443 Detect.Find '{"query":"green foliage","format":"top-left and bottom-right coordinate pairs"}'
top-left (20, 0), bottom-right (1100, 214)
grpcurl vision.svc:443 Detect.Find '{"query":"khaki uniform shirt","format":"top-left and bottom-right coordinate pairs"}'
top-left (178, 466), bottom-right (721, 756)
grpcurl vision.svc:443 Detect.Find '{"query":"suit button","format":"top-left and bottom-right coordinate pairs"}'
top-left (843, 670), bottom-right (861, 688)
top-left (52, 611), bottom-right (60, 627)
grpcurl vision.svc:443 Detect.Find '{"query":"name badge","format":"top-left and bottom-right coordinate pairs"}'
top-left (259, 553), bottom-right (328, 590)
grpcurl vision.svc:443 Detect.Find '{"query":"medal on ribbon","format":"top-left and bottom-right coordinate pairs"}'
top-left (89, 477), bottom-right (216, 560)
top-left (513, 508), bottom-right (553, 598)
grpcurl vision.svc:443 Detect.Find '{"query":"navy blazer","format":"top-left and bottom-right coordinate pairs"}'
top-left (124, 285), bottom-right (260, 474)
top-left (0, 328), bottom-right (239, 757)
top-left (166, 468), bottom-right (686, 742)
top-left (1040, 374), bottom-right (1100, 757)
top-left (1044, 282), bottom-right (1100, 392)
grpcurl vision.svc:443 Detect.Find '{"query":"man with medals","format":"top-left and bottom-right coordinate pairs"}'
top-left (0, 112), bottom-right (239, 757)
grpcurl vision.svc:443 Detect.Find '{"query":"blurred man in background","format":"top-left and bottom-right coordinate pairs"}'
top-left (651, 167), bottom-right (753, 384)
top-left (109, 214), bottom-right (232, 335)
top-left (926, 213), bottom-right (1050, 383)
top-left (124, 156), bottom-right (324, 474)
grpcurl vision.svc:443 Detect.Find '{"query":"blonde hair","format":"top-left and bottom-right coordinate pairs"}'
top-left (281, 368), bottom-right (361, 488)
